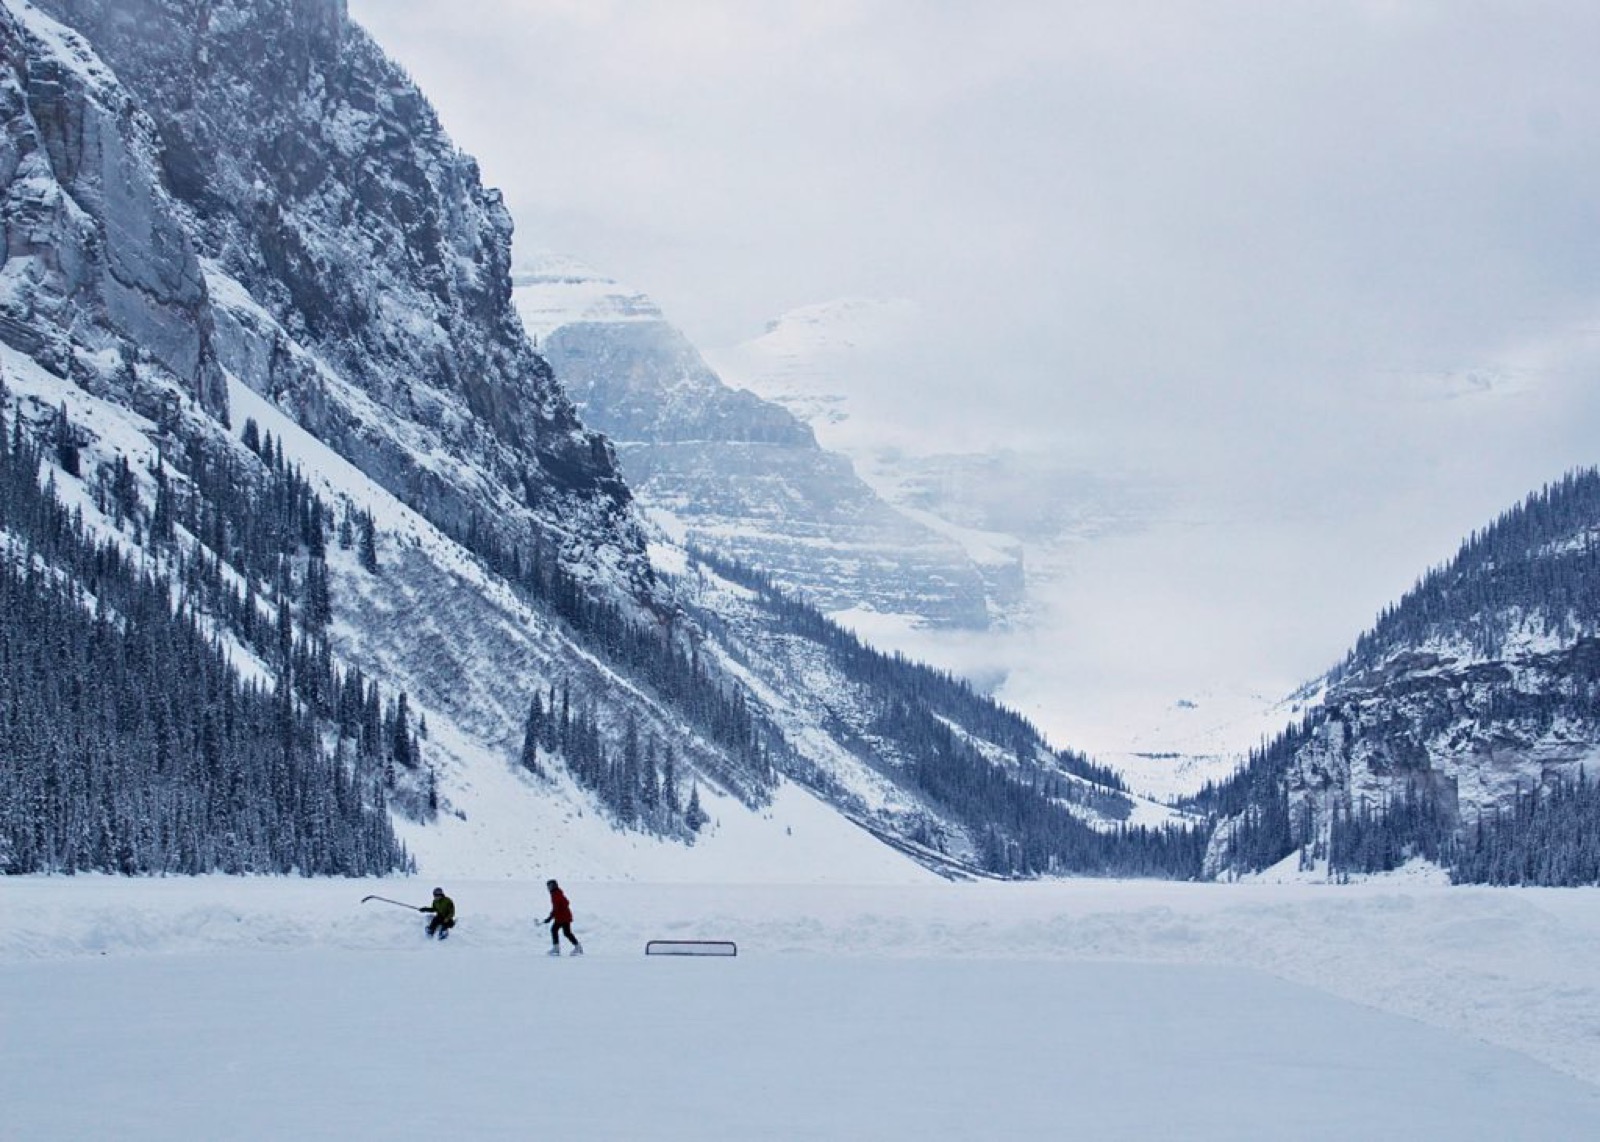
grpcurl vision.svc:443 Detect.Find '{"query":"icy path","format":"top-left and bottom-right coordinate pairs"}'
top-left (6, 949), bottom-right (1599, 1141)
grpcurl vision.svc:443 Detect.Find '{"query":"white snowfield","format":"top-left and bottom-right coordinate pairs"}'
top-left (5, 877), bottom-right (1600, 1140)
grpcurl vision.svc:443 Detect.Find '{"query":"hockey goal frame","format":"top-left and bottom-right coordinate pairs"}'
top-left (644, 939), bottom-right (738, 957)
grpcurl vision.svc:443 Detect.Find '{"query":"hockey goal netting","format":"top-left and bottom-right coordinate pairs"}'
top-left (644, 939), bottom-right (738, 957)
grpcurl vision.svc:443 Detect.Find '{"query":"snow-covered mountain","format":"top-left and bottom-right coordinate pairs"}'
top-left (706, 299), bottom-right (925, 451)
top-left (0, 0), bottom-right (1183, 883)
top-left (513, 256), bottom-right (1007, 631)
top-left (1201, 471), bottom-right (1600, 882)
top-left (11, 0), bottom-right (1589, 890)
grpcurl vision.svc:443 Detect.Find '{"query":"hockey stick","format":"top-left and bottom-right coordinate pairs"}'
top-left (361, 894), bottom-right (421, 909)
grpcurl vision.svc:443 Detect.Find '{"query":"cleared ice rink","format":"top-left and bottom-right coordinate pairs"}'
top-left (9, 951), bottom-right (1600, 1140)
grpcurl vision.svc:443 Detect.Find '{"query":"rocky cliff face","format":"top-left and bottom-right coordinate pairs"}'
top-left (1201, 471), bottom-right (1600, 876)
top-left (2, 0), bottom-right (227, 423)
top-left (27, 0), bottom-right (645, 587)
top-left (1287, 642), bottom-right (1600, 832)
top-left (515, 259), bottom-right (997, 628)
top-left (1293, 474), bottom-right (1600, 830)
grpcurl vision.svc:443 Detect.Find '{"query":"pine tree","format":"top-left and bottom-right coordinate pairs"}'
top-left (519, 693), bottom-right (545, 776)
top-left (53, 403), bottom-right (80, 477)
top-left (391, 693), bottom-right (415, 769)
top-left (663, 745), bottom-right (681, 815)
top-left (358, 511), bottom-right (379, 572)
top-left (149, 463), bottom-right (175, 545)
top-left (303, 557), bottom-right (333, 632)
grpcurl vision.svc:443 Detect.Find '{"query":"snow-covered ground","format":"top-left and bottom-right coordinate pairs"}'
top-left (6, 877), bottom-right (1600, 1139)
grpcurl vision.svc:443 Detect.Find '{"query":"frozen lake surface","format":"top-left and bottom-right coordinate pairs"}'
top-left (5, 877), bottom-right (1600, 1139)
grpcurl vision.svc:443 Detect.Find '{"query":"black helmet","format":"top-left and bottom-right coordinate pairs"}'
top-left (432, 887), bottom-right (444, 897)
top-left (546, 879), bottom-right (558, 888)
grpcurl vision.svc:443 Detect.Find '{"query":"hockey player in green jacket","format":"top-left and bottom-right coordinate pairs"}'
top-left (419, 887), bottom-right (455, 938)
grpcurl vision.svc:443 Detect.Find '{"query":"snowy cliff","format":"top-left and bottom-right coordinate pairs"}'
top-left (514, 256), bottom-right (998, 630)
top-left (27, 0), bottom-right (646, 591)
top-left (1201, 471), bottom-right (1600, 882)
top-left (1, 0), bottom-right (227, 420)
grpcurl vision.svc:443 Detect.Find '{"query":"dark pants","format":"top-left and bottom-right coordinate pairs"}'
top-left (551, 921), bottom-right (579, 948)
top-left (427, 916), bottom-right (454, 938)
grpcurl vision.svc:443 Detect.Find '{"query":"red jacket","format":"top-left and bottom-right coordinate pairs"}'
top-left (547, 887), bottom-right (572, 925)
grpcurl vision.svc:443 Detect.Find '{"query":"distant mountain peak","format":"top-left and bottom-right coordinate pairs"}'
top-left (757, 297), bottom-right (920, 347)
top-left (511, 261), bottom-right (1010, 631)
top-left (511, 251), bottom-right (663, 343)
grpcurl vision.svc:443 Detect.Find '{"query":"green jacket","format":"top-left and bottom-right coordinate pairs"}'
top-left (424, 895), bottom-right (455, 922)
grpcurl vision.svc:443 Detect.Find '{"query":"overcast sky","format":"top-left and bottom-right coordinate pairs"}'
top-left (349, 0), bottom-right (1600, 754)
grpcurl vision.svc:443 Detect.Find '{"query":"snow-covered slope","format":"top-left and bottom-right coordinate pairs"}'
top-left (5, 327), bottom-right (1168, 880)
top-left (1, 333), bottom-right (935, 881)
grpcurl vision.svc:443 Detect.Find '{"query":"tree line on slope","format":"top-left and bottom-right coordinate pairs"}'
top-left (0, 390), bottom-right (410, 874)
top-left (517, 686), bottom-right (709, 840)
top-left (691, 548), bottom-right (1129, 792)
top-left (1208, 766), bottom-right (1600, 888)
top-left (1337, 468), bottom-right (1600, 676)
top-left (445, 509), bottom-right (781, 814)
top-left (690, 548), bottom-right (1205, 878)
top-left (1194, 469), bottom-right (1600, 886)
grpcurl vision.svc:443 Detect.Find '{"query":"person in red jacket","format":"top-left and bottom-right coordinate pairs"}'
top-left (541, 878), bottom-right (583, 956)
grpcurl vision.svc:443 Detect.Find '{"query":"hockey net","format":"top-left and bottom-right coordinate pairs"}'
top-left (644, 939), bottom-right (738, 957)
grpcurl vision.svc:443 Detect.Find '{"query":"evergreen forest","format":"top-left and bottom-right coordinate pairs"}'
top-left (0, 391), bottom-right (411, 874)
